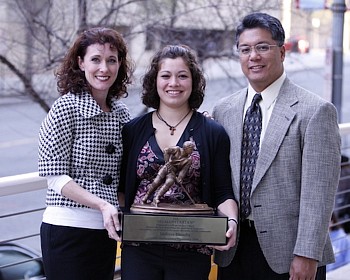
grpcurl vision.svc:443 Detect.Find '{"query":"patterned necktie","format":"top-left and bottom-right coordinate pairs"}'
top-left (240, 93), bottom-right (262, 220)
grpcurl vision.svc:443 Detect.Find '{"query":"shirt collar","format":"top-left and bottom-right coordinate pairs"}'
top-left (73, 92), bottom-right (128, 121)
top-left (247, 72), bottom-right (286, 109)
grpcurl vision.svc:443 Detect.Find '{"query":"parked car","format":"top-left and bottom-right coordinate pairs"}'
top-left (285, 36), bottom-right (310, 53)
top-left (0, 243), bottom-right (45, 280)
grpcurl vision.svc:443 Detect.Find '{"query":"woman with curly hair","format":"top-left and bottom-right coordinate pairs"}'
top-left (38, 27), bottom-right (133, 280)
top-left (118, 45), bottom-right (238, 280)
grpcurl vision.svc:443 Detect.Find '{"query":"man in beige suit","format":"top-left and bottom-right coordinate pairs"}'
top-left (213, 12), bottom-right (341, 280)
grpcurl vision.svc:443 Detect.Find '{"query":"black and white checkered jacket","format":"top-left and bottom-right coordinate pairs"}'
top-left (38, 92), bottom-right (130, 208)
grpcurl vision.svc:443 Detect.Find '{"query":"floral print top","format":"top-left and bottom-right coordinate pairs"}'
top-left (132, 135), bottom-right (212, 255)
top-left (134, 135), bottom-right (201, 206)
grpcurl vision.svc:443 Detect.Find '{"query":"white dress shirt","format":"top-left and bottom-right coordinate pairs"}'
top-left (244, 72), bottom-right (286, 220)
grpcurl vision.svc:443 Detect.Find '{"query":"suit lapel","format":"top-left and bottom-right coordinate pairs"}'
top-left (224, 89), bottom-right (246, 198)
top-left (252, 79), bottom-right (298, 192)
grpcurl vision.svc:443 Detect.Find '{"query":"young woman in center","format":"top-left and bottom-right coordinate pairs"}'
top-left (118, 45), bottom-right (238, 280)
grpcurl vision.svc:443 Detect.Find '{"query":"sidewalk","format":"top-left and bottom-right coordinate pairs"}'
top-left (327, 263), bottom-right (350, 280)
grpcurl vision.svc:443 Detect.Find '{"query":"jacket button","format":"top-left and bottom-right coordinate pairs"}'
top-left (102, 174), bottom-right (113, 185)
top-left (105, 143), bottom-right (116, 154)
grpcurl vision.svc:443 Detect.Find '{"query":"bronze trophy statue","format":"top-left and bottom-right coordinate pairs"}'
top-left (123, 141), bottom-right (228, 245)
top-left (131, 141), bottom-right (213, 215)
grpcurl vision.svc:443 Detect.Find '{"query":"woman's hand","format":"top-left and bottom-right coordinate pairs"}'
top-left (211, 199), bottom-right (239, 251)
top-left (61, 180), bottom-right (122, 241)
top-left (211, 218), bottom-right (237, 251)
top-left (101, 202), bottom-right (122, 241)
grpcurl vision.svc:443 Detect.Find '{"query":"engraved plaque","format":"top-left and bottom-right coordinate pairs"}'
top-left (122, 213), bottom-right (228, 245)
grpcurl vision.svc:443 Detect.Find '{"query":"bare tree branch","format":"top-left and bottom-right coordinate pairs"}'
top-left (0, 0), bottom-right (281, 112)
top-left (0, 55), bottom-right (51, 112)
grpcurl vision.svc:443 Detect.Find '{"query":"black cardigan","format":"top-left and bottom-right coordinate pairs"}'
top-left (119, 111), bottom-right (235, 211)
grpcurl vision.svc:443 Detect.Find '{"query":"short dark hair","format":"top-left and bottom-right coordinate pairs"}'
top-left (142, 45), bottom-right (205, 109)
top-left (235, 12), bottom-right (285, 48)
top-left (55, 27), bottom-right (133, 103)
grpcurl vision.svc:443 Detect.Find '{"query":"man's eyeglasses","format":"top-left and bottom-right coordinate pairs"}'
top-left (237, 43), bottom-right (279, 56)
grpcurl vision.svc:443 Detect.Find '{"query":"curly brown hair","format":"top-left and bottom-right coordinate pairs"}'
top-left (142, 45), bottom-right (206, 109)
top-left (55, 27), bottom-right (133, 105)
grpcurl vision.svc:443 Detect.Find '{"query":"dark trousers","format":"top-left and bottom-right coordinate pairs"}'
top-left (40, 222), bottom-right (117, 280)
top-left (121, 243), bottom-right (211, 280)
top-left (218, 220), bottom-right (326, 280)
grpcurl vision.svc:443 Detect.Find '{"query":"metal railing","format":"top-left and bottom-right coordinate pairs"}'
top-left (1, 123), bottom-right (350, 278)
top-left (338, 123), bottom-right (350, 231)
top-left (0, 173), bottom-right (121, 279)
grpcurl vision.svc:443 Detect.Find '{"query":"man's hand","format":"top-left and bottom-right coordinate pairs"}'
top-left (289, 255), bottom-right (318, 280)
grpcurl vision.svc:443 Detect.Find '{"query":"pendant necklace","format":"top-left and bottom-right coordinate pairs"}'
top-left (156, 109), bottom-right (192, 135)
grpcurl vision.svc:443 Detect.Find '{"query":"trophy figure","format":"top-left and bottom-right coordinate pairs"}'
top-left (131, 141), bottom-right (213, 215)
top-left (124, 141), bottom-right (227, 245)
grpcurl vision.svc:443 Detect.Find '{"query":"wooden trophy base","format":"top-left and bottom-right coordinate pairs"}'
top-left (130, 202), bottom-right (214, 215)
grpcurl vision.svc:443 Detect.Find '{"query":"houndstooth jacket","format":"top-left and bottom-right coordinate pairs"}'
top-left (38, 92), bottom-right (130, 208)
